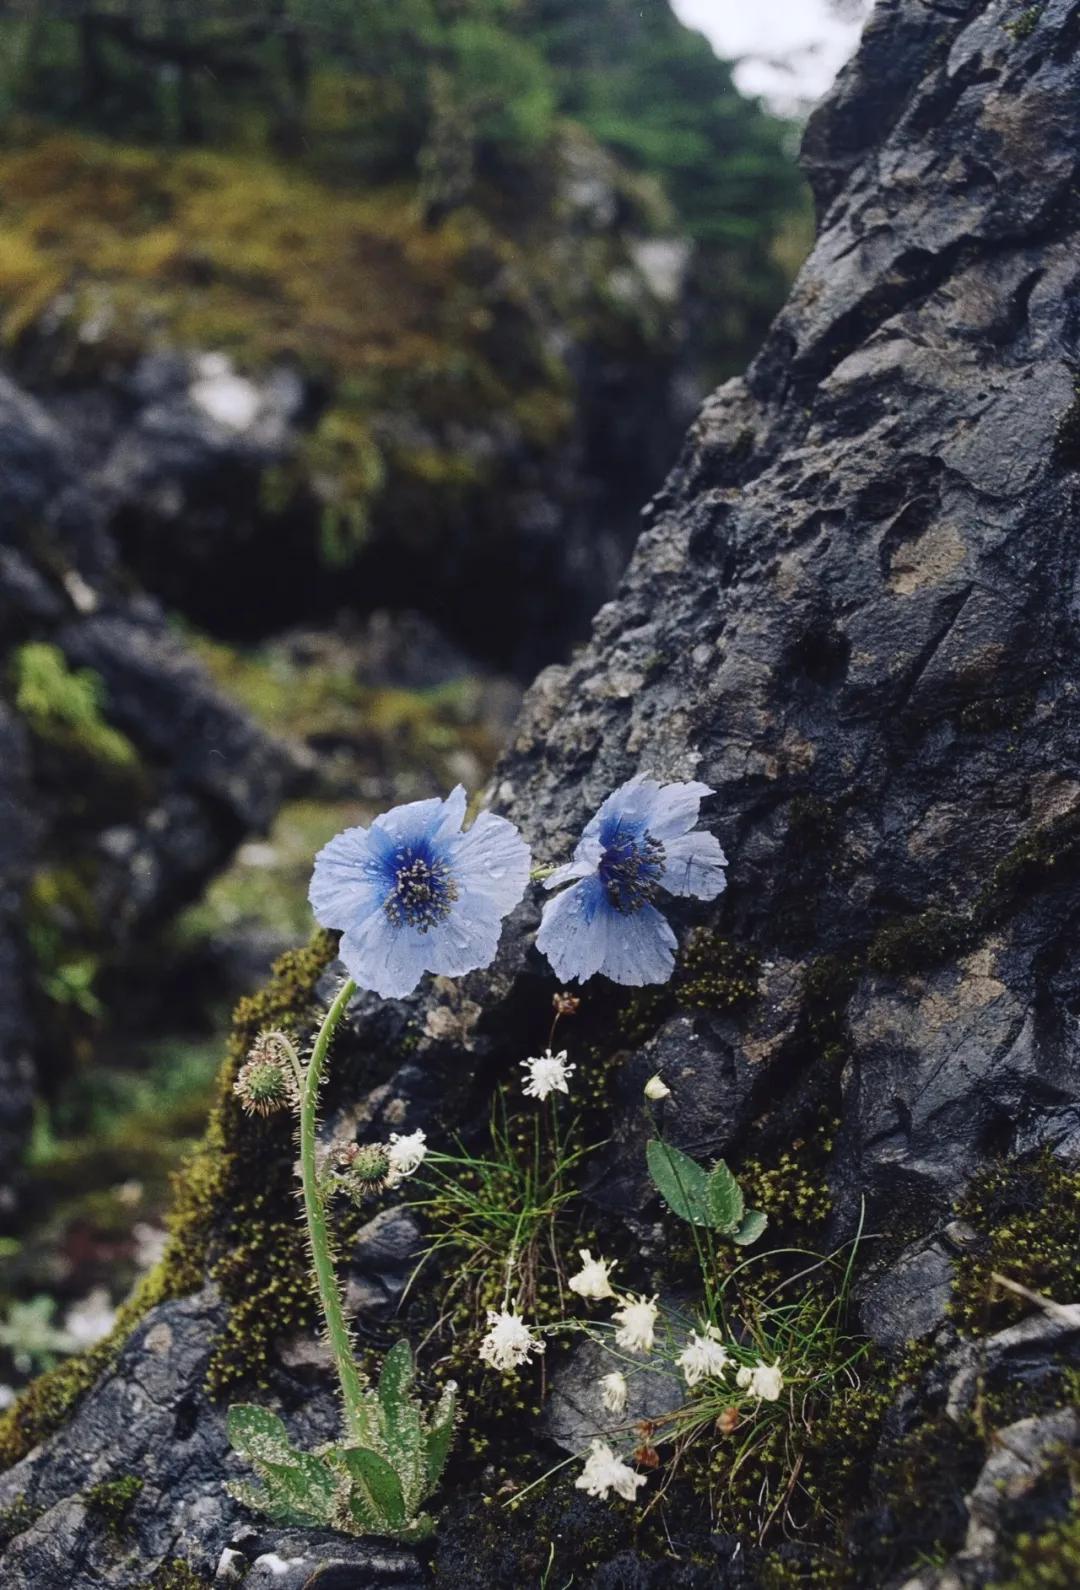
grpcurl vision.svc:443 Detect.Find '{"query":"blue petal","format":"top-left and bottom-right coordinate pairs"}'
top-left (447, 809), bottom-right (531, 917)
top-left (581, 776), bottom-right (714, 846)
top-left (369, 786), bottom-right (466, 853)
top-left (425, 893), bottom-right (505, 979)
top-left (309, 825), bottom-right (388, 931)
top-left (660, 831), bottom-right (728, 901)
top-left (338, 912), bottom-right (437, 1000)
top-left (642, 780), bottom-right (714, 842)
top-left (536, 875), bottom-right (610, 984)
top-left (595, 901), bottom-right (677, 986)
top-left (545, 835), bottom-right (603, 891)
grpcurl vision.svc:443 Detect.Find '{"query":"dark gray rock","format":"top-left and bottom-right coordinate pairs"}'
top-left (859, 1239), bottom-right (955, 1351)
top-left (540, 1336), bottom-right (682, 1455)
top-left (5, 1), bottom-right (1080, 1583)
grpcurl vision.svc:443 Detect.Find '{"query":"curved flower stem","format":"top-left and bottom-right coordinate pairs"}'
top-left (300, 975), bottom-right (369, 1440)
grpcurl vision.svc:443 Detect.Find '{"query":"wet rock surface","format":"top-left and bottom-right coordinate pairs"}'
top-left (4, 1), bottom-right (1080, 1584)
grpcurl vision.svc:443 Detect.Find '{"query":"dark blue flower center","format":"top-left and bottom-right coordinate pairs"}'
top-left (383, 848), bottom-right (459, 931)
top-left (598, 828), bottom-right (665, 914)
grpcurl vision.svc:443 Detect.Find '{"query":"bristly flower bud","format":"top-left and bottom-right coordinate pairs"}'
top-left (552, 991), bottom-right (581, 1017)
top-left (233, 1031), bottom-right (299, 1117)
top-left (341, 1142), bottom-right (391, 1202)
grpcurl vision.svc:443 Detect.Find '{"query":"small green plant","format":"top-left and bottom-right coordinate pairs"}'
top-left (405, 1086), bottom-right (596, 1325)
top-left (12, 642), bottom-right (137, 768)
top-left (226, 992), bottom-right (456, 1541)
top-left (646, 1138), bottom-right (767, 1246)
top-left (227, 1340), bottom-right (455, 1541)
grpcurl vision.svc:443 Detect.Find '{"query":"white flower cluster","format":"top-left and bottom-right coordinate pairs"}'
top-left (568, 1249), bottom-right (617, 1301)
top-left (520, 1048), bottom-right (576, 1101)
top-left (386, 1128), bottom-right (428, 1186)
top-left (575, 1438), bottom-right (646, 1502)
top-left (478, 1308), bottom-right (545, 1372)
top-left (677, 1324), bottom-right (730, 1387)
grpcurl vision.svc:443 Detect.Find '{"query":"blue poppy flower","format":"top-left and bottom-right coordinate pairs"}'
top-left (309, 786), bottom-right (531, 999)
top-left (536, 776), bottom-right (727, 986)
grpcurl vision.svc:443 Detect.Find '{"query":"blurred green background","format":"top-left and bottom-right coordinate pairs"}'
top-left (0, 0), bottom-right (814, 1405)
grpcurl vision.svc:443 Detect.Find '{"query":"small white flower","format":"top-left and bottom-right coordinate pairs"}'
top-left (612, 1293), bottom-right (659, 1354)
top-left (676, 1324), bottom-right (731, 1388)
top-left (736, 1359), bottom-right (784, 1401)
top-left (520, 1048), bottom-right (575, 1101)
top-left (568, 1248), bottom-right (617, 1301)
top-left (386, 1128), bottom-right (427, 1185)
top-left (574, 1438), bottom-right (647, 1503)
top-left (643, 1073), bottom-right (671, 1100)
top-left (599, 1370), bottom-right (629, 1415)
top-left (478, 1308), bottom-right (545, 1372)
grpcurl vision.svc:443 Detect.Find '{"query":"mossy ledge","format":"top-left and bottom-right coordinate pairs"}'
top-left (0, 929), bottom-right (337, 1473)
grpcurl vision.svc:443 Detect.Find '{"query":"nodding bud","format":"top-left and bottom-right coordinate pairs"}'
top-left (552, 991), bottom-right (581, 1016)
top-left (342, 1142), bottom-right (391, 1201)
top-left (233, 1030), bottom-right (299, 1116)
top-left (715, 1406), bottom-right (740, 1436)
top-left (632, 1444), bottom-right (661, 1470)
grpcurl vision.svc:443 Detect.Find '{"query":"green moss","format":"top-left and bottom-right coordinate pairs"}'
top-left (676, 930), bottom-right (762, 1012)
top-left (867, 908), bottom-right (972, 976)
top-left (950, 1151), bottom-right (1080, 1336)
top-left (138, 1561), bottom-right (209, 1590)
top-left (739, 1130), bottom-right (835, 1235)
top-left (1003, 6), bottom-right (1042, 42)
top-left (993, 1501), bottom-right (1080, 1588)
top-left (12, 642), bottom-right (139, 771)
top-left (85, 1473), bottom-right (143, 1539)
top-left (973, 808), bottom-right (1080, 927)
top-left (0, 1495), bottom-right (41, 1552)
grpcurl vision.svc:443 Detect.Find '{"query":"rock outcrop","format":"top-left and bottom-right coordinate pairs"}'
top-left (3, 1), bottom-right (1080, 1584)
top-left (0, 373), bottom-right (293, 1218)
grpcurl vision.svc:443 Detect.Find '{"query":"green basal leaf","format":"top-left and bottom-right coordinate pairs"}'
top-left (732, 1207), bottom-right (768, 1247)
top-left (373, 1338), bottom-right (423, 1504)
top-left (424, 1382), bottom-right (458, 1491)
top-left (338, 1444), bottom-right (408, 1531)
top-left (226, 1403), bottom-right (295, 1468)
top-left (705, 1159), bottom-right (745, 1234)
top-left (646, 1138), bottom-right (713, 1226)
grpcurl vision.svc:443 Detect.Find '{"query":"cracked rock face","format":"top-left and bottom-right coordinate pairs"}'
top-left (3, 1), bottom-right (1080, 1584)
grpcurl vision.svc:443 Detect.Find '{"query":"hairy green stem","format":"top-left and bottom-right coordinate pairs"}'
top-left (300, 974), bottom-right (368, 1439)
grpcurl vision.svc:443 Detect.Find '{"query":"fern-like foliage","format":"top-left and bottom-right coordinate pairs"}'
top-left (646, 1138), bottom-right (767, 1247)
top-left (227, 1340), bottom-right (456, 1542)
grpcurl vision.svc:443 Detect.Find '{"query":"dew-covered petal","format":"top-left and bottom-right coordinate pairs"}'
top-left (536, 875), bottom-right (610, 984)
top-left (432, 784), bottom-right (468, 843)
top-left (308, 825), bottom-right (388, 930)
top-left (338, 912), bottom-right (437, 1000)
top-left (424, 891), bottom-right (505, 980)
top-left (596, 901), bottom-right (677, 986)
top-left (447, 809), bottom-right (531, 916)
top-left (370, 789), bottom-right (461, 851)
top-left (581, 776), bottom-right (714, 846)
top-left (545, 835), bottom-right (604, 891)
top-left (659, 830), bottom-right (728, 900)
